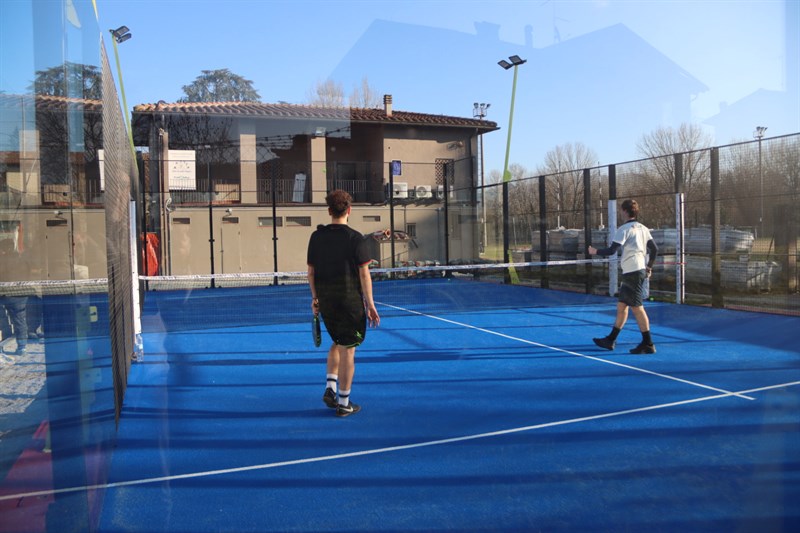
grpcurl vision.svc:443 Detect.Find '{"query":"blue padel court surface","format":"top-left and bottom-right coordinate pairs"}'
top-left (96, 278), bottom-right (798, 532)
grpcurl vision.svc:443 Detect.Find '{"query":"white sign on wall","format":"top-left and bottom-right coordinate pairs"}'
top-left (168, 150), bottom-right (197, 190)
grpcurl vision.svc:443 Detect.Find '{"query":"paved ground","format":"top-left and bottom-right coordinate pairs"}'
top-left (0, 338), bottom-right (46, 478)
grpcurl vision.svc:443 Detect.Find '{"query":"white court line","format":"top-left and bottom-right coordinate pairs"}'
top-left (379, 302), bottom-right (756, 401)
top-left (1, 379), bottom-right (796, 503)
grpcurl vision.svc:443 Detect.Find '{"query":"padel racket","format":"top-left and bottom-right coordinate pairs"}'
top-left (312, 314), bottom-right (322, 347)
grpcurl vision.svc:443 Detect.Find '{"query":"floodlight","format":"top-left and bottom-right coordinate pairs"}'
top-left (110, 26), bottom-right (132, 44)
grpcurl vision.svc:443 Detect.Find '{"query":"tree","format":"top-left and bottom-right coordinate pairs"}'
top-left (307, 79), bottom-right (345, 107)
top-left (536, 142), bottom-right (599, 229)
top-left (484, 169), bottom-right (505, 259)
top-left (178, 69), bottom-right (260, 103)
top-left (634, 123), bottom-right (714, 227)
top-left (636, 123), bottom-right (713, 159)
top-left (506, 163), bottom-right (538, 244)
top-left (307, 77), bottom-right (381, 108)
top-left (30, 62), bottom-right (102, 99)
top-left (349, 77), bottom-right (382, 108)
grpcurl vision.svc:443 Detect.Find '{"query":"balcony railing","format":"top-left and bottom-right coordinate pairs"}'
top-left (326, 179), bottom-right (370, 202)
top-left (256, 178), bottom-right (310, 204)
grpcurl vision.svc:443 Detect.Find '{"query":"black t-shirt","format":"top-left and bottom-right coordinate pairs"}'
top-left (307, 224), bottom-right (371, 302)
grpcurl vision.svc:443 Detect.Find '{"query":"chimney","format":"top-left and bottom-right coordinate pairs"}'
top-left (383, 94), bottom-right (392, 117)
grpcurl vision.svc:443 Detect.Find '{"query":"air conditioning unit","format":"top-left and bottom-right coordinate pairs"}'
top-left (435, 185), bottom-right (447, 200)
top-left (392, 182), bottom-right (408, 199)
top-left (415, 185), bottom-right (433, 199)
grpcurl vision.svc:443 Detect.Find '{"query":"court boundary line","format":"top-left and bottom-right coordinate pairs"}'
top-left (380, 302), bottom-right (756, 401)
top-left (1, 380), bottom-right (795, 503)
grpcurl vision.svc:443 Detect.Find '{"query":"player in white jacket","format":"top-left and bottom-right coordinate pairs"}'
top-left (588, 199), bottom-right (658, 354)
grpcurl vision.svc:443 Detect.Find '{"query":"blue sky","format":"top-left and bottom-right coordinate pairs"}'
top-left (2, 0), bottom-right (796, 176)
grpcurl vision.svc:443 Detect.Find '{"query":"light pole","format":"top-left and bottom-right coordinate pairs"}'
top-left (754, 126), bottom-right (767, 237)
top-left (498, 55), bottom-right (526, 279)
top-left (109, 26), bottom-right (134, 157)
top-left (473, 102), bottom-right (490, 254)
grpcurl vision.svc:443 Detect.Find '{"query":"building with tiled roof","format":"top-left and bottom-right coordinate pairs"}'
top-left (133, 100), bottom-right (492, 129)
top-left (131, 95), bottom-right (499, 274)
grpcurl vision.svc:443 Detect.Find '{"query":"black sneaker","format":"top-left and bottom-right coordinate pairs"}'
top-left (630, 343), bottom-right (656, 354)
top-left (336, 402), bottom-right (361, 417)
top-left (593, 337), bottom-right (615, 351)
top-left (322, 388), bottom-right (337, 408)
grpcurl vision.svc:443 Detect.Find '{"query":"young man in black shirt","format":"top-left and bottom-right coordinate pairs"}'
top-left (307, 190), bottom-right (380, 417)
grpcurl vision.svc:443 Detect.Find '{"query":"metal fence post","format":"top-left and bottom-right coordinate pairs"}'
top-left (710, 148), bottom-right (723, 308)
top-left (607, 165), bottom-right (618, 296)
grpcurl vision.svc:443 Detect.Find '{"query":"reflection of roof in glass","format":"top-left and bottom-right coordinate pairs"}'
top-left (0, 93), bottom-right (102, 112)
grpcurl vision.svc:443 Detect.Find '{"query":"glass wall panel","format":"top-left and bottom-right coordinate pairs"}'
top-left (1, 2), bottom-right (126, 531)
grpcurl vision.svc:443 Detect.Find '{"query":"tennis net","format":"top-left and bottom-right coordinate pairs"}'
top-left (137, 259), bottom-right (613, 333)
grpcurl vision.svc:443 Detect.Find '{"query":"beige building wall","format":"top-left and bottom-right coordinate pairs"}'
top-left (160, 203), bottom-right (476, 275)
top-left (0, 203), bottom-right (476, 280)
top-left (0, 209), bottom-right (107, 281)
top-left (239, 122), bottom-right (257, 204)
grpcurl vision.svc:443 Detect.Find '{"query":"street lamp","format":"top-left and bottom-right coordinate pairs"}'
top-left (753, 126), bottom-right (767, 237)
top-left (498, 55), bottom-right (526, 280)
top-left (473, 102), bottom-right (490, 254)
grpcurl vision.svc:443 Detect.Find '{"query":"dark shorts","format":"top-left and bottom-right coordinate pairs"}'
top-left (618, 270), bottom-right (646, 307)
top-left (319, 297), bottom-right (367, 347)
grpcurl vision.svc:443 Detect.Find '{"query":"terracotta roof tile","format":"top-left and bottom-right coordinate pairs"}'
top-left (132, 101), bottom-right (498, 131)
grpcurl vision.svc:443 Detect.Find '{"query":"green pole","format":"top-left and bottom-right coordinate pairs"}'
top-left (111, 35), bottom-right (136, 160)
top-left (502, 63), bottom-right (522, 283)
top-left (502, 64), bottom-right (520, 184)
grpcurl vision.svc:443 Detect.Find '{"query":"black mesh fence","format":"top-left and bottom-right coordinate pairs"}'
top-left (493, 134), bottom-right (799, 314)
top-left (138, 134), bottom-right (797, 315)
top-left (101, 44), bottom-right (139, 423)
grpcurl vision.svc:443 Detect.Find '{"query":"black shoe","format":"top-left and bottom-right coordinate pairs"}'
top-left (593, 337), bottom-right (615, 351)
top-left (322, 387), bottom-right (337, 408)
top-left (336, 402), bottom-right (361, 417)
top-left (630, 342), bottom-right (656, 354)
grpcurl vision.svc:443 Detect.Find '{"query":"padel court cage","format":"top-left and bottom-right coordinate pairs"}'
top-left (134, 133), bottom-right (799, 316)
top-left (476, 134), bottom-right (799, 315)
top-left (0, 3), bottom-right (797, 530)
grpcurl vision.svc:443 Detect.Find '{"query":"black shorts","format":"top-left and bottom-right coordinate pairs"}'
top-left (619, 270), bottom-right (646, 307)
top-left (319, 297), bottom-right (367, 347)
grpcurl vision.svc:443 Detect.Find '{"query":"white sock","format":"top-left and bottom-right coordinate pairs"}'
top-left (338, 389), bottom-right (350, 407)
top-left (326, 374), bottom-right (338, 393)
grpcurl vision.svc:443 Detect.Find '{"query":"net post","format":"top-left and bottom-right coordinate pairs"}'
top-left (675, 192), bottom-right (685, 304)
top-left (207, 156), bottom-right (216, 288)
top-left (389, 161), bottom-right (396, 272)
top-left (129, 200), bottom-right (144, 361)
top-left (674, 152), bottom-right (685, 304)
